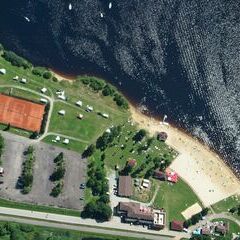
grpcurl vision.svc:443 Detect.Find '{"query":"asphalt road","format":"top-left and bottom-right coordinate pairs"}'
top-left (0, 207), bottom-right (190, 239)
top-left (0, 214), bottom-right (174, 240)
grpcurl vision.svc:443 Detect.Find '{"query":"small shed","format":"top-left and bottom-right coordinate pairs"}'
top-left (170, 220), bottom-right (184, 231)
top-left (0, 69), bottom-right (6, 75)
top-left (41, 87), bottom-right (47, 93)
top-left (20, 78), bottom-right (27, 84)
top-left (40, 98), bottom-right (48, 104)
top-left (58, 110), bottom-right (65, 116)
top-left (78, 114), bottom-right (83, 119)
top-left (76, 100), bottom-right (83, 107)
top-left (157, 132), bottom-right (168, 142)
top-left (63, 138), bottom-right (69, 144)
top-left (102, 113), bottom-right (109, 118)
top-left (86, 105), bottom-right (93, 112)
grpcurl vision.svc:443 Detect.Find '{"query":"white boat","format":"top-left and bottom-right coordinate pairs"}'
top-left (109, 2), bottom-right (112, 9)
top-left (100, 12), bottom-right (104, 18)
top-left (24, 16), bottom-right (30, 22)
top-left (69, 3), bottom-right (72, 10)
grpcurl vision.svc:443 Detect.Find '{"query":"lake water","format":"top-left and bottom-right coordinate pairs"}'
top-left (0, 0), bottom-right (239, 176)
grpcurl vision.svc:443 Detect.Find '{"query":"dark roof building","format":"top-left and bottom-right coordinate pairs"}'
top-left (153, 170), bottom-right (166, 181)
top-left (118, 176), bottom-right (133, 197)
top-left (170, 220), bottom-right (184, 231)
top-left (215, 223), bottom-right (229, 235)
top-left (201, 227), bottom-right (211, 235)
top-left (157, 132), bottom-right (168, 142)
top-left (127, 159), bottom-right (137, 168)
top-left (118, 202), bottom-right (166, 230)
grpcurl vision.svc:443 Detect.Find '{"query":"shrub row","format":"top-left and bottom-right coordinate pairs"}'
top-left (21, 146), bottom-right (35, 194)
top-left (3, 50), bottom-right (32, 69)
top-left (50, 152), bottom-right (65, 197)
top-left (0, 134), bottom-right (4, 165)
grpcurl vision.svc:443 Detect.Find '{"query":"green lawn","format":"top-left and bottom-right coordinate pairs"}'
top-left (43, 135), bottom-right (88, 153)
top-left (103, 122), bottom-right (177, 171)
top-left (153, 179), bottom-right (202, 223)
top-left (0, 53), bottom-right (129, 151)
top-left (0, 221), bottom-right (150, 240)
top-left (212, 195), bottom-right (240, 220)
top-left (0, 198), bottom-right (80, 217)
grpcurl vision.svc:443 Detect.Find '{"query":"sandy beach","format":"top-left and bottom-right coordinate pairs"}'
top-left (130, 105), bottom-right (240, 207)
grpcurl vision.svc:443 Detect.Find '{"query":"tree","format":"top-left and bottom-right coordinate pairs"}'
top-left (183, 219), bottom-right (192, 228)
top-left (82, 144), bottom-right (95, 158)
top-left (43, 71), bottom-right (52, 79)
top-left (50, 182), bottom-right (63, 197)
top-left (0, 225), bottom-right (7, 236)
top-left (0, 44), bottom-right (4, 51)
top-left (201, 208), bottom-right (209, 216)
top-left (95, 201), bottom-right (112, 221)
top-left (54, 152), bottom-right (64, 164)
top-left (133, 129), bottom-right (147, 142)
top-left (229, 206), bottom-right (237, 214)
top-left (99, 194), bottom-right (110, 204)
top-left (3, 51), bottom-right (32, 69)
top-left (32, 68), bottom-right (42, 76)
top-left (30, 131), bottom-right (39, 139)
top-left (50, 166), bottom-right (65, 181)
top-left (102, 84), bottom-right (115, 96)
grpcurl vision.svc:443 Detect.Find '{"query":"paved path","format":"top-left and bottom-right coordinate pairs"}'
top-left (0, 207), bottom-right (190, 239)
top-left (147, 185), bottom-right (160, 207)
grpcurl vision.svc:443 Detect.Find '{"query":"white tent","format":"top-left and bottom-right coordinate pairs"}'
top-left (63, 138), bottom-right (69, 144)
top-left (58, 110), bottom-right (65, 115)
top-left (41, 87), bottom-right (47, 93)
top-left (40, 98), bottom-right (48, 104)
top-left (20, 78), bottom-right (27, 84)
top-left (0, 69), bottom-right (6, 75)
top-left (13, 76), bottom-right (19, 80)
top-left (76, 100), bottom-right (83, 107)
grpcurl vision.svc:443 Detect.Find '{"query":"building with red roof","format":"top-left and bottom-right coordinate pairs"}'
top-left (127, 159), bottom-right (137, 168)
top-left (170, 220), bottom-right (184, 231)
top-left (165, 168), bottom-right (178, 183)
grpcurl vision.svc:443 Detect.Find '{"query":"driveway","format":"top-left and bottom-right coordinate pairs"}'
top-left (0, 131), bottom-right (86, 210)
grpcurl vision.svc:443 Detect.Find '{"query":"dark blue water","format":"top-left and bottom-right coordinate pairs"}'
top-left (0, 0), bottom-right (239, 176)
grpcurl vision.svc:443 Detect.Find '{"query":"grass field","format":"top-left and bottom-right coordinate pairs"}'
top-left (0, 53), bottom-right (129, 153)
top-left (211, 194), bottom-right (240, 220)
top-left (0, 198), bottom-right (80, 217)
top-left (0, 221), bottom-right (148, 240)
top-left (153, 179), bottom-right (202, 223)
top-left (43, 135), bottom-right (88, 153)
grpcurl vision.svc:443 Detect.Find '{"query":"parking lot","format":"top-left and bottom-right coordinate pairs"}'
top-left (0, 132), bottom-right (87, 210)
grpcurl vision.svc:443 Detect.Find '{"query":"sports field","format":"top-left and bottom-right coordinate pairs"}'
top-left (0, 94), bottom-right (45, 132)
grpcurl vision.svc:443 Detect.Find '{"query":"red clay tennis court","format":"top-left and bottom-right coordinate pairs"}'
top-left (0, 94), bottom-right (45, 132)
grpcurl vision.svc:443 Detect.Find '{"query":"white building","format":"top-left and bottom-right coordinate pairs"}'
top-left (102, 113), bottom-right (109, 118)
top-left (20, 78), bottom-right (27, 84)
top-left (78, 114), bottom-right (83, 119)
top-left (41, 87), bottom-right (47, 93)
top-left (76, 100), bottom-right (83, 107)
top-left (13, 76), bottom-right (19, 80)
top-left (86, 105), bottom-right (93, 112)
top-left (0, 69), bottom-right (6, 75)
top-left (58, 110), bottom-right (65, 116)
top-left (40, 98), bottom-right (48, 104)
top-left (58, 95), bottom-right (66, 101)
top-left (63, 138), bottom-right (69, 144)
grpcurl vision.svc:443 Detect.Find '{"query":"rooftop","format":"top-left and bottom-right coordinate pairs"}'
top-left (118, 175), bottom-right (133, 197)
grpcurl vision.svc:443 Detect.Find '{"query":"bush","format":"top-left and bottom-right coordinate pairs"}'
top-left (32, 68), bottom-right (42, 76)
top-left (113, 94), bottom-right (128, 109)
top-left (21, 146), bottom-right (35, 194)
top-left (51, 182), bottom-right (63, 197)
top-left (82, 144), bottom-right (95, 158)
top-left (133, 129), bottom-right (147, 142)
top-left (89, 78), bottom-right (104, 91)
top-left (3, 50), bottom-right (31, 69)
top-left (102, 84), bottom-right (115, 96)
top-left (52, 76), bottom-right (58, 82)
top-left (81, 77), bottom-right (90, 85)
top-left (19, 224), bottom-right (34, 233)
top-left (43, 71), bottom-right (52, 79)
top-left (0, 134), bottom-right (4, 159)
top-left (0, 44), bottom-right (4, 52)
top-left (201, 208), bottom-right (209, 216)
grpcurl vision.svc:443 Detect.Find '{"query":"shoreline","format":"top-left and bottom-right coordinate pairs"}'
top-left (52, 68), bottom-right (240, 205)
top-left (129, 105), bottom-right (240, 206)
